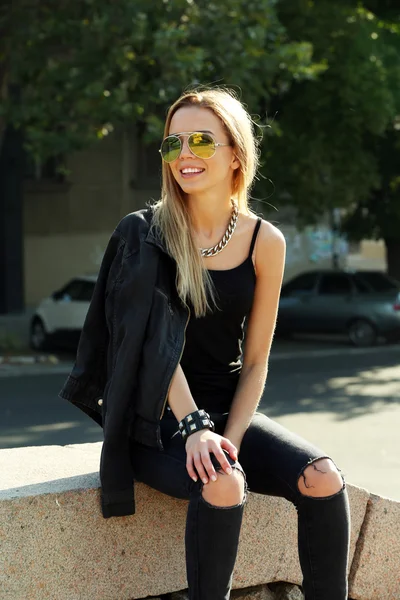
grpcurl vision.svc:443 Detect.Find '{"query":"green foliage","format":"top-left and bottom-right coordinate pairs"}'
top-left (263, 1), bottom-right (400, 228)
top-left (1, 0), bottom-right (318, 162)
top-left (342, 128), bottom-right (400, 241)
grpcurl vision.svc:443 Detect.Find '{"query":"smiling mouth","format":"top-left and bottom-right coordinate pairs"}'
top-left (180, 168), bottom-right (205, 178)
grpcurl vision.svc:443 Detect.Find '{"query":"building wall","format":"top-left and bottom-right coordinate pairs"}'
top-left (347, 240), bottom-right (386, 271)
top-left (23, 128), bottom-right (160, 304)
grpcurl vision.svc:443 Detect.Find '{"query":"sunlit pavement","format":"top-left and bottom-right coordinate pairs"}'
top-left (0, 339), bottom-right (399, 501)
top-left (260, 344), bottom-right (400, 502)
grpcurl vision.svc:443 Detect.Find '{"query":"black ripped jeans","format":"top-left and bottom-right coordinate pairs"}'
top-left (130, 411), bottom-right (350, 600)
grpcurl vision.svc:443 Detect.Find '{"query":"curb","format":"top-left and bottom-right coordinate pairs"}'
top-left (269, 342), bottom-right (400, 361)
top-left (0, 363), bottom-right (73, 377)
top-left (0, 354), bottom-right (60, 366)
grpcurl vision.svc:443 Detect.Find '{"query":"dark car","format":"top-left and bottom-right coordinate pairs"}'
top-left (277, 270), bottom-right (400, 346)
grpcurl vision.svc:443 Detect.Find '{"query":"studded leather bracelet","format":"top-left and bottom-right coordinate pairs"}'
top-left (178, 409), bottom-right (215, 441)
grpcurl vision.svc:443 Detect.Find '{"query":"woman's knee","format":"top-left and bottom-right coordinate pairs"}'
top-left (297, 458), bottom-right (344, 498)
top-left (201, 469), bottom-right (245, 507)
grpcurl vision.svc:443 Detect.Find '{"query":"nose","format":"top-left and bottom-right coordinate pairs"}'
top-left (179, 136), bottom-right (193, 159)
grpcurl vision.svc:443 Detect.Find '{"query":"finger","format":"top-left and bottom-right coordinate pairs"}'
top-left (193, 452), bottom-right (209, 485)
top-left (200, 450), bottom-right (218, 482)
top-left (213, 445), bottom-right (234, 475)
top-left (186, 453), bottom-right (198, 482)
top-left (221, 437), bottom-right (238, 460)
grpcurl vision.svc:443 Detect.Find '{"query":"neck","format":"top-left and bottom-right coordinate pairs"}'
top-left (187, 192), bottom-right (234, 241)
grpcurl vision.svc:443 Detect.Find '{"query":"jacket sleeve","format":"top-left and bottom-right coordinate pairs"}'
top-left (58, 227), bottom-right (124, 423)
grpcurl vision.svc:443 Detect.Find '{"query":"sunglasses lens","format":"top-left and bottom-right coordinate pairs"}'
top-left (188, 133), bottom-right (215, 159)
top-left (160, 136), bottom-right (181, 162)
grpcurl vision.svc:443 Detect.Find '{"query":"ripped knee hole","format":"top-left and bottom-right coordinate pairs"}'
top-left (298, 458), bottom-right (344, 498)
top-left (201, 467), bottom-right (247, 508)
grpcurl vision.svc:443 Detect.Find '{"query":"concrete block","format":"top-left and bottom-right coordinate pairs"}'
top-left (0, 443), bottom-right (373, 600)
top-left (349, 494), bottom-right (400, 600)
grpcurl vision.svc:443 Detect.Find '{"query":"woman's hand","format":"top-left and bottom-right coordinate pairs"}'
top-left (185, 429), bottom-right (238, 484)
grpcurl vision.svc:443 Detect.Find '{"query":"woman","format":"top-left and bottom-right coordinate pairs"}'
top-left (131, 88), bottom-right (350, 599)
top-left (61, 88), bottom-right (350, 600)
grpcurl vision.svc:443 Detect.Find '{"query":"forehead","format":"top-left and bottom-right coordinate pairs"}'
top-left (169, 106), bottom-right (224, 135)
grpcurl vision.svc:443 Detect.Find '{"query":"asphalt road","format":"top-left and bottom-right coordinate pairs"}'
top-left (1, 340), bottom-right (399, 501)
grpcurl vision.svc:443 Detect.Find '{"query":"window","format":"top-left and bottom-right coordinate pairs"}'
top-left (25, 155), bottom-right (65, 183)
top-left (355, 272), bottom-right (398, 293)
top-left (55, 279), bottom-right (95, 302)
top-left (318, 274), bottom-right (352, 295)
top-left (280, 272), bottom-right (319, 297)
top-left (352, 275), bottom-right (373, 294)
top-left (79, 281), bottom-right (96, 302)
top-left (57, 280), bottom-right (85, 301)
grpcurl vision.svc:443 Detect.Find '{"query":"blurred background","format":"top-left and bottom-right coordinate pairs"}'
top-left (0, 1), bottom-right (399, 501)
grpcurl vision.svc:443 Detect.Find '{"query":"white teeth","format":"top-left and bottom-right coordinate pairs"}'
top-left (181, 168), bottom-right (204, 174)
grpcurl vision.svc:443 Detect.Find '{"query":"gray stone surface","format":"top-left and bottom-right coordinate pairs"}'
top-left (349, 494), bottom-right (400, 600)
top-left (0, 484), bottom-right (188, 600)
top-left (0, 442), bottom-right (387, 600)
top-left (0, 443), bottom-right (102, 499)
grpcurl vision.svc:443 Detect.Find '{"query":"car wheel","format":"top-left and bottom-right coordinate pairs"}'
top-left (347, 319), bottom-right (377, 347)
top-left (30, 317), bottom-right (49, 351)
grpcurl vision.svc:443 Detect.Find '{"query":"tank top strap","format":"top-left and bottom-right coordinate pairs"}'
top-left (248, 217), bottom-right (262, 258)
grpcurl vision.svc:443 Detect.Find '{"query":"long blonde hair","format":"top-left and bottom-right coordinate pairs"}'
top-left (151, 87), bottom-right (261, 318)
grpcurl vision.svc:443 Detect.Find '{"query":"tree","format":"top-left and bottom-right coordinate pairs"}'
top-left (342, 128), bottom-right (400, 280)
top-left (0, 0), bottom-right (319, 164)
top-left (263, 1), bottom-right (400, 276)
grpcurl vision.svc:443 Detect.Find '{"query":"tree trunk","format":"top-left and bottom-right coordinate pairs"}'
top-left (384, 238), bottom-right (400, 282)
top-left (0, 123), bottom-right (25, 314)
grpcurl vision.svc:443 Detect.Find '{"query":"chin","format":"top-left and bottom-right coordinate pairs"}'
top-left (179, 182), bottom-right (209, 194)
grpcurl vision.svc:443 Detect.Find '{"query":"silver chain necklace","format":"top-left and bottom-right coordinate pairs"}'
top-left (199, 200), bottom-right (239, 258)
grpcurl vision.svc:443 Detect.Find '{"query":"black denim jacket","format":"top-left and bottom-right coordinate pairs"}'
top-left (59, 207), bottom-right (190, 519)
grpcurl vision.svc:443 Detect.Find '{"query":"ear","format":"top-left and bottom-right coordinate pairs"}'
top-left (230, 153), bottom-right (240, 171)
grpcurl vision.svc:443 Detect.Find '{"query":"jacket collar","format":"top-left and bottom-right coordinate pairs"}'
top-left (145, 219), bottom-right (170, 256)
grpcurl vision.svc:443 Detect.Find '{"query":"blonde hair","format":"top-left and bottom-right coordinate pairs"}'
top-left (151, 87), bottom-right (261, 318)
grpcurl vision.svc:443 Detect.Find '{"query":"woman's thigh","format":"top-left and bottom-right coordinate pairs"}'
top-left (238, 412), bottom-right (332, 503)
top-left (130, 415), bottom-right (195, 500)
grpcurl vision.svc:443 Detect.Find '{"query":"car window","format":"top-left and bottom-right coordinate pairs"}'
top-left (79, 281), bottom-right (96, 302)
top-left (318, 274), bottom-right (352, 295)
top-left (59, 279), bottom-right (85, 301)
top-left (280, 272), bottom-right (319, 297)
top-left (355, 272), bottom-right (398, 292)
top-left (352, 275), bottom-right (372, 294)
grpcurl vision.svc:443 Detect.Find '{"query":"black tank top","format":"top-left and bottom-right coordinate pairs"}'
top-left (180, 217), bottom-right (262, 413)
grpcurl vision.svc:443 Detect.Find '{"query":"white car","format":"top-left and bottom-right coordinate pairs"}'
top-left (29, 275), bottom-right (97, 351)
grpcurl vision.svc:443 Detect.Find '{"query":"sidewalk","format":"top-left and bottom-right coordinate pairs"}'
top-left (1, 308), bottom-right (399, 376)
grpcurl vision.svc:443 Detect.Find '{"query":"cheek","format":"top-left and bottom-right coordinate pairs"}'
top-left (211, 157), bottom-right (233, 179)
top-left (169, 164), bottom-right (180, 182)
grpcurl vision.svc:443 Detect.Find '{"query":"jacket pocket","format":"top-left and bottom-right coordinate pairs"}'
top-left (154, 286), bottom-right (174, 317)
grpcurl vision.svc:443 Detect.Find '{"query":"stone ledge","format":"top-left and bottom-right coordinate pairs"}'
top-left (0, 443), bottom-right (398, 600)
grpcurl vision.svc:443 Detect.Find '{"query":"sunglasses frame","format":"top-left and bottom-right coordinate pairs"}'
top-left (159, 131), bottom-right (231, 162)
